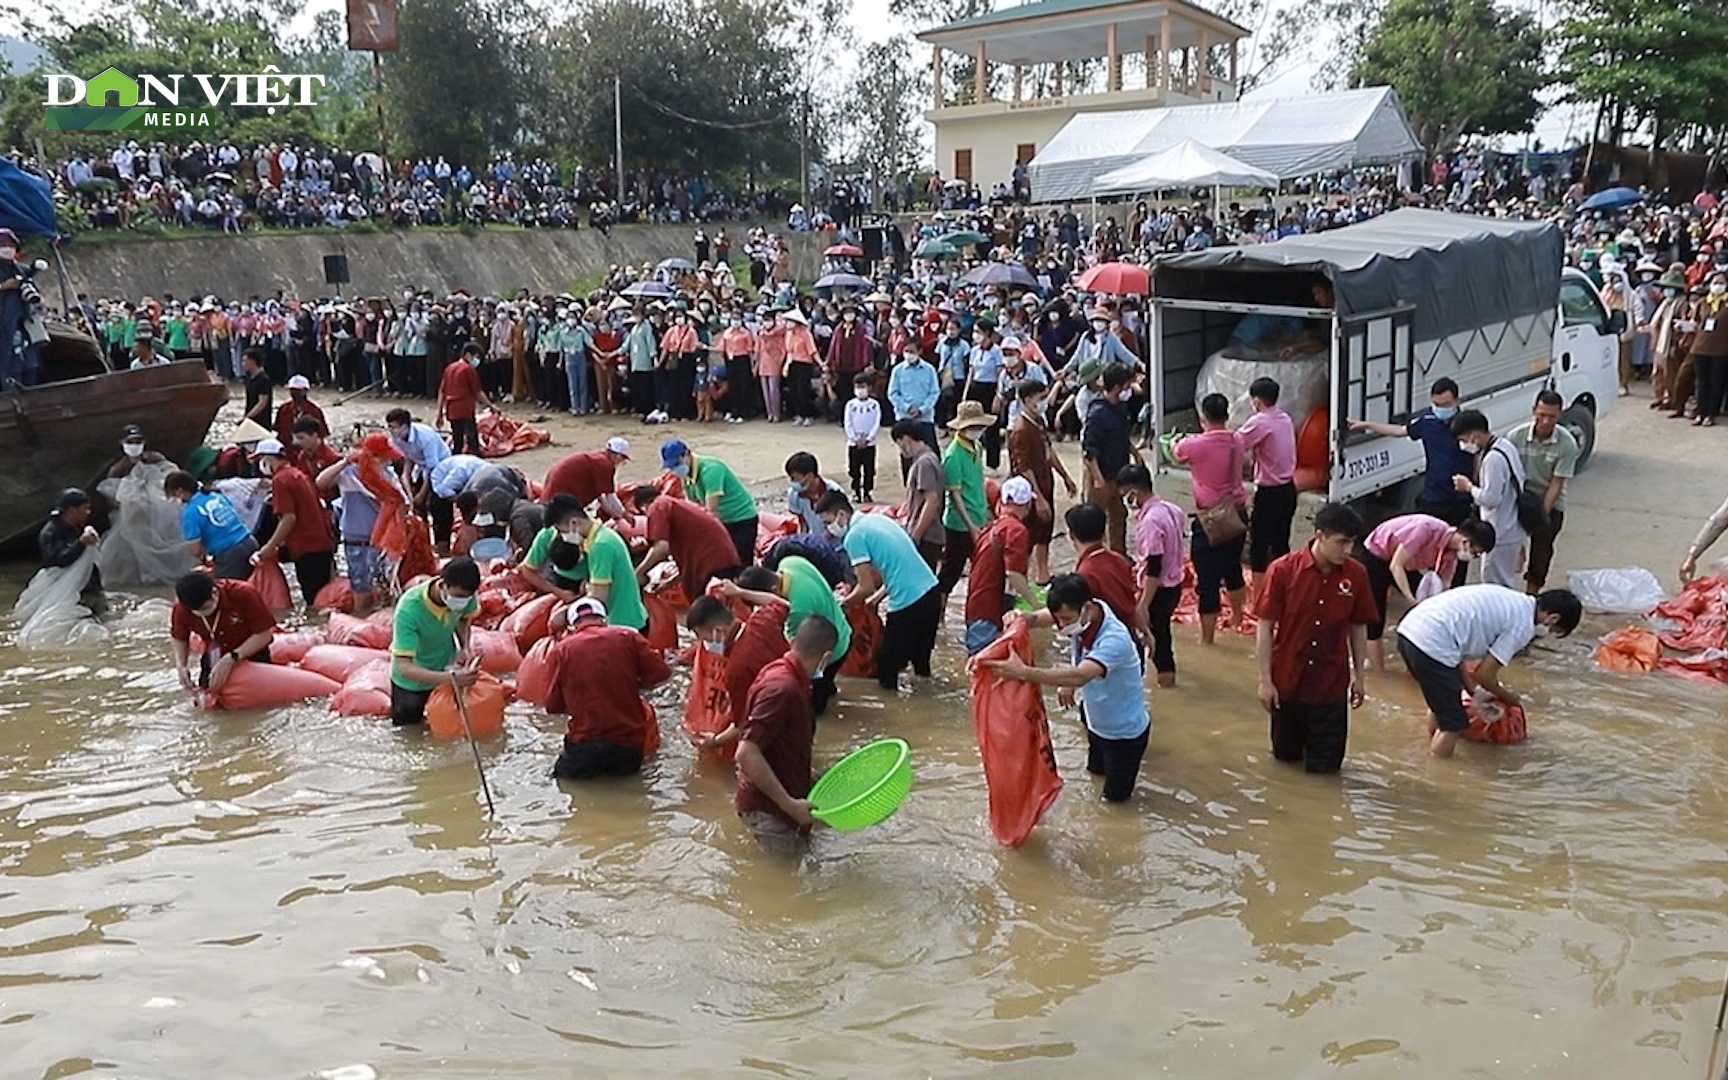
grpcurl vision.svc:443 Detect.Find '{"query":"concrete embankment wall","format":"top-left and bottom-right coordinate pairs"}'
top-left (59, 222), bottom-right (830, 301)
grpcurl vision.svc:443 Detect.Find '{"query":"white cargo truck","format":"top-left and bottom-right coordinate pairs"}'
top-left (1148, 209), bottom-right (1623, 506)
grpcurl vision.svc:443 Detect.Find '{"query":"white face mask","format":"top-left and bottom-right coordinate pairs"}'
top-left (701, 638), bottom-right (727, 655)
top-left (1457, 549), bottom-right (1474, 563)
top-left (1532, 624), bottom-right (1550, 639)
top-left (825, 518), bottom-right (848, 540)
top-left (472, 513), bottom-right (495, 527)
top-left (559, 528), bottom-right (583, 544)
top-left (0, 247), bottom-right (14, 261)
top-left (1458, 440), bottom-right (1480, 455)
top-left (854, 387), bottom-right (870, 399)
top-left (1057, 614), bottom-right (1092, 639)
top-left (122, 441), bottom-right (145, 458)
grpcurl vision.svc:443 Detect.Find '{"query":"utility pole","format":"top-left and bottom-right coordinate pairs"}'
top-left (800, 88), bottom-right (811, 210)
top-left (372, 50), bottom-right (388, 166)
top-left (614, 73), bottom-right (624, 204)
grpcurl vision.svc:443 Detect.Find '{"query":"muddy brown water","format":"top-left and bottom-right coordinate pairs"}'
top-left (4, 389), bottom-right (1727, 1078)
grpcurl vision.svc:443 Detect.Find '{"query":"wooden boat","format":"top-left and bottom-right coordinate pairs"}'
top-left (0, 324), bottom-right (228, 552)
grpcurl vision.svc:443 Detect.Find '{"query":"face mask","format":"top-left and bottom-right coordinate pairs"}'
top-left (468, 356), bottom-right (482, 367)
top-left (702, 638), bottom-right (727, 655)
top-left (1057, 616), bottom-right (1092, 639)
top-left (195, 602), bottom-right (218, 619)
top-left (825, 518), bottom-right (848, 540)
top-left (445, 592), bottom-right (476, 613)
top-left (729, 317), bottom-right (743, 327)
top-left (1458, 440), bottom-right (1479, 455)
top-left (1532, 624), bottom-right (1550, 639)
top-left (1712, 283), bottom-right (1727, 296)
top-left (472, 513), bottom-right (495, 527)
top-left (671, 463), bottom-right (690, 479)
top-left (122, 441), bottom-right (145, 458)
top-left (1090, 321), bottom-right (1108, 333)
top-left (1666, 288), bottom-right (1680, 298)
top-left (0, 247), bottom-right (14, 261)
top-left (854, 387), bottom-right (870, 399)
top-left (1431, 404), bottom-right (1458, 421)
top-left (1457, 549), bottom-right (1474, 563)
top-left (257, 459), bottom-right (274, 476)
top-left (559, 528), bottom-right (583, 544)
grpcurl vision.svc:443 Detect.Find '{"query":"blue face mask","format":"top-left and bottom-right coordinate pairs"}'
top-left (671, 463), bottom-right (690, 479)
top-left (1431, 404), bottom-right (1458, 421)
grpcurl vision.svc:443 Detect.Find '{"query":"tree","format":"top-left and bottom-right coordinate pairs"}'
top-left (384, 0), bottom-right (520, 168)
top-left (844, 38), bottom-right (928, 203)
top-left (1350, 0), bottom-right (1544, 156)
top-left (1556, 0), bottom-right (1728, 151)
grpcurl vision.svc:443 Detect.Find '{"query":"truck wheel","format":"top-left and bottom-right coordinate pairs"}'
top-left (1561, 404), bottom-right (1597, 470)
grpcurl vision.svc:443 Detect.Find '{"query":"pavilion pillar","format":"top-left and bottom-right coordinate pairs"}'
top-left (932, 46), bottom-right (944, 108)
top-left (1228, 38), bottom-right (1239, 92)
top-left (974, 41), bottom-right (987, 102)
top-left (1013, 64), bottom-right (1023, 102)
top-left (1106, 23), bottom-right (1120, 92)
top-left (1159, 17), bottom-right (1172, 92)
top-left (1198, 28), bottom-right (1211, 94)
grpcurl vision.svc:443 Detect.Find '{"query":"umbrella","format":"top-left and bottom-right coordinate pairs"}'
top-left (657, 257), bottom-right (696, 273)
top-left (1076, 261), bottom-right (1151, 295)
top-left (823, 243), bottom-right (863, 257)
top-left (914, 238), bottom-right (960, 259)
top-left (0, 156), bottom-right (58, 238)
top-left (1582, 186), bottom-right (1644, 211)
top-left (205, 171), bottom-right (235, 184)
top-left (940, 230), bottom-right (990, 247)
top-left (620, 280), bottom-right (674, 298)
top-left (960, 262), bottom-right (1038, 289)
top-left (814, 272), bottom-right (872, 292)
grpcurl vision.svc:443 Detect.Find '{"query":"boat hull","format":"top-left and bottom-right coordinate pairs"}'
top-left (0, 361), bottom-right (229, 553)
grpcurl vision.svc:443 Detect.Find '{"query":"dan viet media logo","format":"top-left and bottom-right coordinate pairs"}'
top-left (44, 66), bottom-right (326, 131)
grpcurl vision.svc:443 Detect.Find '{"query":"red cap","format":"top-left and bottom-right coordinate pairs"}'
top-left (361, 432), bottom-right (402, 459)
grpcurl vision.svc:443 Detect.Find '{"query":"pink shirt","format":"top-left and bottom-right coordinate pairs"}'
top-left (1235, 406), bottom-right (1296, 486)
top-left (1133, 496), bottom-right (1187, 590)
top-left (1174, 428), bottom-right (1245, 509)
top-left (1365, 514), bottom-right (1456, 581)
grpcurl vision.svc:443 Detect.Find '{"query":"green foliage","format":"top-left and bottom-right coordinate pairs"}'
top-left (1350, 0), bottom-right (1544, 155)
top-left (1556, 0), bottom-right (1728, 136)
top-left (383, 0), bottom-right (520, 167)
top-left (844, 38), bottom-right (926, 190)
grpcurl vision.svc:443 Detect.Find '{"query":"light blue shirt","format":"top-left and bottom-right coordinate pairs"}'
top-left (391, 421), bottom-right (450, 471)
top-left (842, 512), bottom-right (938, 613)
top-left (969, 343), bottom-right (1003, 385)
top-left (1068, 330), bottom-right (1137, 372)
top-left (888, 356), bottom-right (940, 421)
top-left (1072, 603), bottom-right (1150, 740)
top-left (787, 476), bottom-right (844, 534)
top-left (180, 490), bottom-right (250, 555)
top-left (935, 338), bottom-right (970, 383)
top-left (430, 454), bottom-right (488, 498)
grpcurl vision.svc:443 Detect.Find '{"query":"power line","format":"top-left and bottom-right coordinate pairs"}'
top-left (626, 86), bottom-right (785, 131)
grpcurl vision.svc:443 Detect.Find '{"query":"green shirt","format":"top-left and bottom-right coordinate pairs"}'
top-left (525, 525), bottom-right (587, 584)
top-left (779, 556), bottom-right (850, 660)
top-left (166, 317), bottom-right (191, 352)
top-left (1505, 420), bottom-right (1580, 512)
top-left (584, 523), bottom-right (647, 631)
top-left (626, 321), bottom-right (659, 372)
top-left (687, 453), bottom-right (757, 525)
top-left (390, 581), bottom-right (469, 691)
top-left (120, 316), bottom-right (138, 348)
top-left (941, 435), bottom-right (987, 532)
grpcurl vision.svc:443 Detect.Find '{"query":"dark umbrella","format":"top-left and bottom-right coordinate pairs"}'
top-left (813, 272), bottom-right (872, 292)
top-left (960, 262), bottom-right (1038, 289)
top-left (1581, 186), bottom-right (1644, 211)
top-left (620, 280), bottom-right (674, 298)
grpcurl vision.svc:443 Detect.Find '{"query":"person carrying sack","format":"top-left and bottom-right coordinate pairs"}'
top-left (1176, 393), bottom-right (1249, 643)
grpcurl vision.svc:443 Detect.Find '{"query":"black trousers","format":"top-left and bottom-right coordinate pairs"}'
top-left (291, 549), bottom-right (335, 609)
top-left (1524, 508), bottom-right (1565, 590)
top-left (450, 417), bottom-right (480, 456)
top-left (786, 361), bottom-right (818, 419)
top-left (965, 381), bottom-right (1001, 467)
top-left (721, 517), bottom-right (758, 568)
top-left (1249, 481), bottom-right (1298, 573)
top-left (1084, 723), bottom-right (1149, 802)
top-left (1695, 353), bottom-right (1728, 420)
top-left (1148, 584), bottom-right (1180, 674)
top-left (391, 682), bottom-right (432, 726)
top-left (1360, 547), bottom-right (1419, 641)
top-left (848, 445), bottom-right (876, 497)
top-left (726, 356), bottom-right (756, 416)
top-left (553, 738), bottom-right (644, 779)
top-left (1415, 496), bottom-right (1475, 587)
top-left (674, 353), bottom-right (699, 419)
top-left (1270, 700), bottom-right (1348, 774)
top-left (937, 526), bottom-right (975, 597)
top-left (878, 585), bottom-right (942, 687)
top-left (630, 369), bottom-right (655, 416)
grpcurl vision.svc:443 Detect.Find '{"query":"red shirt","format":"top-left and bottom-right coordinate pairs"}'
top-left (291, 439), bottom-right (341, 481)
top-left (726, 600), bottom-right (790, 728)
top-left (735, 653), bottom-right (814, 823)
top-left (270, 463), bottom-right (335, 556)
top-left (169, 579), bottom-right (277, 653)
top-left (273, 398), bottom-right (328, 445)
top-left (965, 514), bottom-right (1029, 626)
top-left (1254, 546), bottom-right (1377, 704)
top-left (438, 359), bottom-right (485, 421)
top-left (646, 496), bottom-right (739, 593)
top-left (544, 449), bottom-right (617, 507)
top-left (1076, 546), bottom-right (1140, 635)
top-left (546, 621), bottom-right (672, 745)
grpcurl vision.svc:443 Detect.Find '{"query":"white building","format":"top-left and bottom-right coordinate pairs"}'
top-left (917, 0), bottom-right (1251, 194)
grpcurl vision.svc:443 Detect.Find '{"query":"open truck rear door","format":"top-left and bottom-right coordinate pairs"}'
top-left (1332, 304), bottom-right (1418, 503)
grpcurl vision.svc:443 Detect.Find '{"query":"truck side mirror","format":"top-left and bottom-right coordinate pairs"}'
top-left (1606, 310), bottom-right (1627, 335)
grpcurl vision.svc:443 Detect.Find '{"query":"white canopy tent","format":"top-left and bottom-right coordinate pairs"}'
top-left (1092, 139), bottom-right (1280, 195)
top-left (1030, 86), bottom-right (1422, 203)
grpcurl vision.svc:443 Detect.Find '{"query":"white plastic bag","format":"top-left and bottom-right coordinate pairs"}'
top-left (1415, 570), bottom-right (1446, 602)
top-left (1195, 348), bottom-right (1330, 433)
top-left (13, 547), bottom-right (110, 648)
top-left (1566, 567), bottom-right (1667, 614)
top-left (96, 460), bottom-right (197, 586)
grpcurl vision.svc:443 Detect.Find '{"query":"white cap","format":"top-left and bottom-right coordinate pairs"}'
top-left (1000, 335), bottom-right (1022, 353)
top-left (569, 596), bottom-right (607, 622)
top-left (252, 438), bottom-right (286, 457)
top-left (605, 436), bottom-right (631, 458)
top-left (286, 374), bottom-right (311, 390)
top-left (1000, 476), bottom-right (1035, 505)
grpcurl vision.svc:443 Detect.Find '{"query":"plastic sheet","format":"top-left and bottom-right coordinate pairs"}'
top-left (331, 659), bottom-right (393, 717)
top-left (13, 547), bottom-right (109, 649)
top-left (1195, 348), bottom-right (1329, 433)
top-left (966, 617), bottom-right (1064, 846)
top-left (95, 460), bottom-right (196, 586)
top-left (1567, 567), bottom-right (1668, 614)
top-left (425, 672), bottom-right (509, 738)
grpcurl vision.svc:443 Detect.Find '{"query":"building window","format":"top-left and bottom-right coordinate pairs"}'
top-left (1016, 143), bottom-right (1036, 165)
top-left (954, 149), bottom-right (972, 183)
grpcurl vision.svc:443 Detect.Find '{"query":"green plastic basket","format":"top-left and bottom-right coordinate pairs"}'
top-left (808, 737), bottom-right (913, 831)
top-left (1015, 582), bottom-right (1048, 613)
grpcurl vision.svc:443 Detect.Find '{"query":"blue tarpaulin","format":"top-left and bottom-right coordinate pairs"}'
top-left (0, 156), bottom-right (60, 239)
